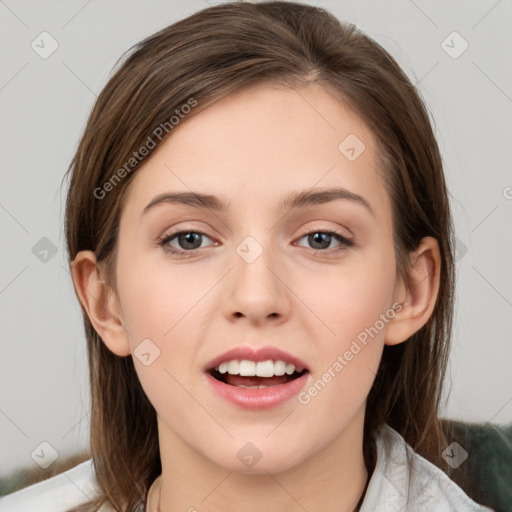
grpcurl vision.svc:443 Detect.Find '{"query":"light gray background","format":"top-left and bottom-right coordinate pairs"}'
top-left (1, 0), bottom-right (511, 478)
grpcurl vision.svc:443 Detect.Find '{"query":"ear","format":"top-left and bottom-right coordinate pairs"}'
top-left (385, 236), bottom-right (441, 346)
top-left (70, 250), bottom-right (131, 357)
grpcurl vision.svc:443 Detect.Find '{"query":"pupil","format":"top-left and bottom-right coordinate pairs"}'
top-left (179, 232), bottom-right (201, 250)
top-left (309, 232), bottom-right (331, 249)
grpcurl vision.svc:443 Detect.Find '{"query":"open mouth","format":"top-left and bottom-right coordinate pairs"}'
top-left (209, 360), bottom-right (309, 389)
top-left (205, 355), bottom-right (310, 409)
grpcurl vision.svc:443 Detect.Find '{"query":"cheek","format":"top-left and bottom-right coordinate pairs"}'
top-left (295, 242), bottom-right (396, 411)
top-left (295, 259), bottom-right (395, 433)
top-left (116, 261), bottom-right (202, 417)
top-left (301, 243), bottom-right (397, 346)
top-left (115, 250), bottom-right (218, 404)
top-left (116, 250), bottom-right (214, 346)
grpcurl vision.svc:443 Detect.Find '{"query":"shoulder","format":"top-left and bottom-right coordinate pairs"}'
top-left (0, 459), bottom-right (109, 512)
top-left (360, 424), bottom-right (494, 512)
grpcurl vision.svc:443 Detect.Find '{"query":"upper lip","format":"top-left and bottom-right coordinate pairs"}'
top-left (205, 346), bottom-right (309, 372)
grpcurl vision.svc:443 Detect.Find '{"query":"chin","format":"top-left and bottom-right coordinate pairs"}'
top-left (203, 439), bottom-right (310, 475)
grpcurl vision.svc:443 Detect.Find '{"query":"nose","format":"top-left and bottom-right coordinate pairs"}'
top-left (222, 239), bottom-right (292, 326)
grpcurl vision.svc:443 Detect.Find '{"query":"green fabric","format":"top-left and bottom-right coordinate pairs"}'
top-left (441, 419), bottom-right (512, 512)
top-left (0, 469), bottom-right (33, 496)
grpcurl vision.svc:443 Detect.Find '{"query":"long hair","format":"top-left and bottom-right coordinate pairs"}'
top-left (64, 2), bottom-right (455, 510)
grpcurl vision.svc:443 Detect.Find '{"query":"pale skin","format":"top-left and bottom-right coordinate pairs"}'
top-left (72, 83), bottom-right (440, 512)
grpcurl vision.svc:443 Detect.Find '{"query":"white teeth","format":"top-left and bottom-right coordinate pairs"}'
top-left (227, 360), bottom-right (239, 375)
top-left (215, 359), bottom-right (301, 377)
top-left (274, 360), bottom-right (286, 376)
top-left (256, 360), bottom-right (274, 378)
top-left (239, 360), bottom-right (256, 376)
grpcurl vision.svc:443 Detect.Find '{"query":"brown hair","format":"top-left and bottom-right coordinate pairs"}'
top-left (64, 2), bottom-right (455, 510)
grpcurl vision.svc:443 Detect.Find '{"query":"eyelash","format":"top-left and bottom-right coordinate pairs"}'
top-left (157, 228), bottom-right (354, 258)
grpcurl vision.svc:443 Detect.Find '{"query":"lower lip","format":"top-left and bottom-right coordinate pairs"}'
top-left (205, 372), bottom-right (310, 410)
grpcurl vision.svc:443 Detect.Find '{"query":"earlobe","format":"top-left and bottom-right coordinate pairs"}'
top-left (385, 236), bottom-right (441, 346)
top-left (70, 251), bottom-right (131, 357)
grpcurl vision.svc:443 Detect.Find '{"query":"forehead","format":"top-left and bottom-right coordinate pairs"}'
top-left (122, 83), bottom-right (390, 220)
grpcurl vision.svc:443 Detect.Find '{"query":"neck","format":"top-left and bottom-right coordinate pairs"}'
top-left (154, 411), bottom-right (369, 512)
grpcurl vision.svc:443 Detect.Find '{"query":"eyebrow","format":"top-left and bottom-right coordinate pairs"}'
top-left (142, 187), bottom-right (374, 218)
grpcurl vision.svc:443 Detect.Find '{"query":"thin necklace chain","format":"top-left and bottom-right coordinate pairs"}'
top-left (152, 477), bottom-right (362, 512)
top-left (157, 476), bottom-right (161, 511)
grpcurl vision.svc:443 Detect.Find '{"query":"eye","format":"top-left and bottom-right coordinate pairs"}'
top-left (296, 230), bottom-right (354, 253)
top-left (157, 228), bottom-right (353, 257)
top-left (158, 230), bottom-right (217, 255)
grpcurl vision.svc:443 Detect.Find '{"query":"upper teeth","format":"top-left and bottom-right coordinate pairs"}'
top-left (215, 359), bottom-right (302, 378)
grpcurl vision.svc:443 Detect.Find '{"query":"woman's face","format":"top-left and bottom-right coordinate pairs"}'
top-left (111, 83), bottom-right (403, 473)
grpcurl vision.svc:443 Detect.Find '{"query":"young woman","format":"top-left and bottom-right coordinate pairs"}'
top-left (0, 2), bottom-right (494, 511)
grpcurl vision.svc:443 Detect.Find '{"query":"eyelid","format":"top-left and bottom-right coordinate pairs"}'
top-left (157, 221), bottom-right (218, 242)
top-left (296, 224), bottom-right (352, 241)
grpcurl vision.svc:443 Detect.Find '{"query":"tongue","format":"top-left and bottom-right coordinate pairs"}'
top-left (224, 374), bottom-right (293, 387)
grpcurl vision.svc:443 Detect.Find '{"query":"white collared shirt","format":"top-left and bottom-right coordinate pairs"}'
top-left (0, 424), bottom-right (493, 511)
top-left (360, 424), bottom-right (493, 511)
